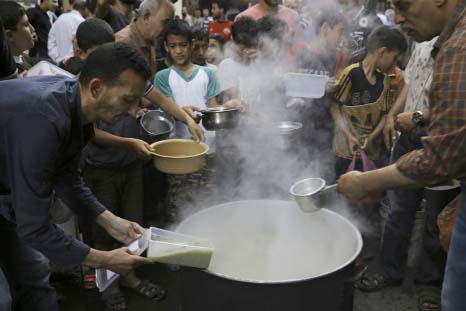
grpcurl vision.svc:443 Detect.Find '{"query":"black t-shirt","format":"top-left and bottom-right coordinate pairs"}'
top-left (334, 62), bottom-right (385, 107)
top-left (104, 6), bottom-right (131, 33)
top-left (0, 17), bottom-right (16, 79)
top-left (26, 5), bottom-right (52, 59)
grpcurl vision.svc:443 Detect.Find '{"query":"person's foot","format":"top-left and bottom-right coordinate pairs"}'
top-left (121, 273), bottom-right (166, 301)
top-left (418, 286), bottom-right (441, 311)
top-left (101, 291), bottom-right (129, 311)
top-left (356, 270), bottom-right (401, 292)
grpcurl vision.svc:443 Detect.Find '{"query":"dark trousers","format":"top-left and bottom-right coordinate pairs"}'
top-left (382, 134), bottom-right (459, 283)
top-left (82, 161), bottom-right (143, 249)
top-left (0, 216), bottom-right (57, 311)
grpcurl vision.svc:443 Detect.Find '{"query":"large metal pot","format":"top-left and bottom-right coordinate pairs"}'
top-left (167, 200), bottom-right (362, 311)
top-left (201, 107), bottom-right (240, 131)
top-left (150, 139), bottom-right (209, 174)
top-left (140, 109), bottom-right (174, 144)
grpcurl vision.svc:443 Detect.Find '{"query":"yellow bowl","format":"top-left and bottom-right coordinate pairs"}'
top-left (150, 139), bottom-right (209, 174)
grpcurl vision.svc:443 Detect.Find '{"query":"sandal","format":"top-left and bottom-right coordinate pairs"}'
top-left (101, 292), bottom-right (129, 311)
top-left (418, 286), bottom-right (441, 311)
top-left (126, 280), bottom-right (166, 301)
top-left (356, 271), bottom-right (400, 292)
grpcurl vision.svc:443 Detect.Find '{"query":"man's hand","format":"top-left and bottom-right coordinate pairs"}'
top-left (103, 247), bottom-right (152, 276)
top-left (338, 171), bottom-right (382, 203)
top-left (187, 119), bottom-right (205, 143)
top-left (383, 114), bottom-right (397, 150)
top-left (84, 248), bottom-right (152, 276)
top-left (126, 138), bottom-right (153, 159)
top-left (96, 211), bottom-right (145, 245)
top-left (394, 112), bottom-right (415, 132)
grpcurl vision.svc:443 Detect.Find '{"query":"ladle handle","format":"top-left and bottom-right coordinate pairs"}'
top-left (323, 183), bottom-right (338, 193)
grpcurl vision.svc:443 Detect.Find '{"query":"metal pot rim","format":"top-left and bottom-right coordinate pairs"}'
top-left (140, 110), bottom-right (175, 136)
top-left (176, 199), bottom-right (363, 284)
top-left (289, 177), bottom-right (325, 197)
top-left (201, 107), bottom-right (239, 113)
top-left (150, 139), bottom-right (209, 159)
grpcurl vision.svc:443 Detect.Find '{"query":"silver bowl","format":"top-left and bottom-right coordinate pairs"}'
top-left (201, 107), bottom-right (240, 131)
top-left (140, 110), bottom-right (175, 144)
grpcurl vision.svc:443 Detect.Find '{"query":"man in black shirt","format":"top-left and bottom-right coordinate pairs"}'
top-left (0, 42), bottom-right (153, 311)
top-left (27, 0), bottom-right (58, 60)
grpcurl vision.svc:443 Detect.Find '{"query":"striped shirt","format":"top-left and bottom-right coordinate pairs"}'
top-left (396, 1), bottom-right (466, 183)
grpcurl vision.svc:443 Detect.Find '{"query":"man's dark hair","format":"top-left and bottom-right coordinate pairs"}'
top-left (76, 18), bottom-right (115, 52)
top-left (313, 9), bottom-right (347, 34)
top-left (162, 19), bottom-right (193, 44)
top-left (0, 1), bottom-right (26, 31)
top-left (367, 26), bottom-right (407, 53)
top-left (70, 0), bottom-right (88, 10)
top-left (79, 42), bottom-right (151, 86)
top-left (231, 17), bottom-right (258, 47)
top-left (209, 34), bottom-right (226, 49)
top-left (212, 0), bottom-right (229, 12)
top-left (192, 27), bottom-right (209, 41)
top-left (257, 16), bottom-right (288, 40)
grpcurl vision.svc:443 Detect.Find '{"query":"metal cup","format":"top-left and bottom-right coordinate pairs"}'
top-left (290, 178), bottom-right (337, 213)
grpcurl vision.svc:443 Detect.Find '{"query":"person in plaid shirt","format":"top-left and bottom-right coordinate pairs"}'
top-left (338, 0), bottom-right (466, 310)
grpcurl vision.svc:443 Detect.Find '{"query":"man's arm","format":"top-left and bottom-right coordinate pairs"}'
top-left (6, 114), bottom-right (91, 267)
top-left (47, 25), bottom-right (59, 64)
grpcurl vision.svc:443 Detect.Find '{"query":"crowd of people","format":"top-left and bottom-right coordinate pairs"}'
top-left (0, 0), bottom-right (465, 311)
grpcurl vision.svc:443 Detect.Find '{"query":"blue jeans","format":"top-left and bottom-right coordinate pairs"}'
top-left (0, 216), bottom-right (58, 311)
top-left (442, 184), bottom-right (466, 311)
top-left (382, 134), bottom-right (450, 283)
top-left (0, 268), bottom-right (11, 311)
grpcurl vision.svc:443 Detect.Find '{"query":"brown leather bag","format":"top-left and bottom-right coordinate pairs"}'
top-left (437, 194), bottom-right (463, 252)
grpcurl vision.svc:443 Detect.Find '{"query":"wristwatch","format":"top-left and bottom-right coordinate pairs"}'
top-left (412, 110), bottom-right (425, 127)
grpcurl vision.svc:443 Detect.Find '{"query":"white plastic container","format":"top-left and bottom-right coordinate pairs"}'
top-left (95, 227), bottom-right (213, 292)
top-left (147, 227), bottom-right (213, 269)
top-left (285, 73), bottom-right (329, 98)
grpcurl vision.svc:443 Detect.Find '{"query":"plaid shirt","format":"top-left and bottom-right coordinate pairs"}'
top-left (397, 1), bottom-right (466, 183)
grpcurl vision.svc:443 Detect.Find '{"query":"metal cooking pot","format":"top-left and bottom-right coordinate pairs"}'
top-left (272, 121), bottom-right (302, 151)
top-left (163, 200), bottom-right (362, 311)
top-left (200, 107), bottom-right (240, 131)
top-left (140, 110), bottom-right (174, 144)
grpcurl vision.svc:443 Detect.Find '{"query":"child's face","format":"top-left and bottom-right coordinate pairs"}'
top-left (192, 38), bottom-right (209, 65)
top-left (376, 49), bottom-right (400, 73)
top-left (206, 38), bottom-right (223, 63)
top-left (324, 22), bottom-right (345, 51)
top-left (165, 34), bottom-right (191, 67)
top-left (203, 9), bottom-right (210, 17)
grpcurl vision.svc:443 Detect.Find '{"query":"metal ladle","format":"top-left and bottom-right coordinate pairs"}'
top-left (289, 178), bottom-right (338, 213)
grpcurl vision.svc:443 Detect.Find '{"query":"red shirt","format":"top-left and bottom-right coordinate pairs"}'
top-left (208, 20), bottom-right (233, 41)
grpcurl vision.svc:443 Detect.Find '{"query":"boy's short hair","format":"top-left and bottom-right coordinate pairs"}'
top-left (367, 26), bottom-right (407, 53)
top-left (231, 17), bottom-right (258, 47)
top-left (76, 18), bottom-right (115, 52)
top-left (192, 26), bottom-right (209, 42)
top-left (213, 0), bottom-right (229, 12)
top-left (209, 34), bottom-right (226, 49)
top-left (257, 15), bottom-right (288, 40)
top-left (162, 19), bottom-right (193, 44)
top-left (79, 42), bottom-right (151, 86)
top-left (0, 1), bottom-right (26, 31)
top-left (313, 9), bottom-right (347, 34)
